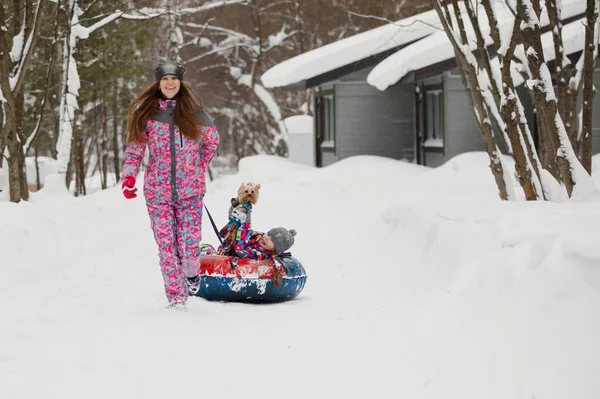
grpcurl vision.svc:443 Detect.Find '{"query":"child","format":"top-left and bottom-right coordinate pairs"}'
top-left (231, 226), bottom-right (297, 260)
top-left (202, 226), bottom-right (296, 259)
top-left (198, 226), bottom-right (296, 289)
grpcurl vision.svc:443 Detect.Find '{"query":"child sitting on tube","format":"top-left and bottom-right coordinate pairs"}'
top-left (232, 226), bottom-right (297, 260)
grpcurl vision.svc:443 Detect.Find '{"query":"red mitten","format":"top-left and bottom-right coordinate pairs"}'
top-left (122, 176), bottom-right (137, 199)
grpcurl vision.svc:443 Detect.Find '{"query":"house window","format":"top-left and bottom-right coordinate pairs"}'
top-left (424, 88), bottom-right (443, 148)
top-left (322, 94), bottom-right (335, 147)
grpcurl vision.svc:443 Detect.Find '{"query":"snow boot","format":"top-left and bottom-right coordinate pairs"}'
top-left (166, 298), bottom-right (187, 311)
top-left (186, 275), bottom-right (201, 295)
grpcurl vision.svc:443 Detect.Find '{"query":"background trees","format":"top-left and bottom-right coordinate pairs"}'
top-left (432, 0), bottom-right (598, 200)
top-left (2, 1), bottom-right (483, 203)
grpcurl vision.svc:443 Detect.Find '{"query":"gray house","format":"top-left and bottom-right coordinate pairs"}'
top-left (311, 63), bottom-right (484, 168)
top-left (262, 2), bottom-right (597, 168)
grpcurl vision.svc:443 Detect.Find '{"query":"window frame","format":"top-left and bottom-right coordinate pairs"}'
top-left (422, 84), bottom-right (445, 153)
top-left (315, 88), bottom-right (336, 154)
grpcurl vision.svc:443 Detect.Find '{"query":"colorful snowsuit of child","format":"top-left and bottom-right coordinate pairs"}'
top-left (231, 224), bottom-right (272, 260)
top-left (121, 99), bottom-right (219, 304)
top-left (218, 199), bottom-right (252, 255)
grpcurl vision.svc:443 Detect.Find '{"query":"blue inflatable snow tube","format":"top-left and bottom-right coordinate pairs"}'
top-left (195, 254), bottom-right (307, 303)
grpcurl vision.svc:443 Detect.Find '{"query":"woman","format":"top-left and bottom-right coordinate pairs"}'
top-left (121, 60), bottom-right (219, 310)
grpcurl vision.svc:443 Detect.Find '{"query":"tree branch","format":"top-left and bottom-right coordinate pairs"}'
top-left (344, 9), bottom-right (443, 31)
top-left (9, 0), bottom-right (45, 94)
top-left (24, 0), bottom-right (62, 155)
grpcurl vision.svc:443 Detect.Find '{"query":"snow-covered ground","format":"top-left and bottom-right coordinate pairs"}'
top-left (1, 153), bottom-right (600, 399)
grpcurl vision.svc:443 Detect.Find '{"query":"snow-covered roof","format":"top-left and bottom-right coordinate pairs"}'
top-left (260, 9), bottom-right (441, 89)
top-left (367, 0), bottom-right (587, 91)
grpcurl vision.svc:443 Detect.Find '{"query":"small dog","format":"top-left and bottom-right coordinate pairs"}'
top-left (226, 182), bottom-right (260, 224)
top-left (219, 182), bottom-right (261, 254)
top-left (237, 182), bottom-right (260, 206)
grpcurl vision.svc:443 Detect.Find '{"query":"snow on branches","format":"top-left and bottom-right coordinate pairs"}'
top-left (433, 0), bottom-right (598, 201)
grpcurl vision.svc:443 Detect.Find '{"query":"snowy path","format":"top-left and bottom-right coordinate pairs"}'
top-left (2, 154), bottom-right (600, 399)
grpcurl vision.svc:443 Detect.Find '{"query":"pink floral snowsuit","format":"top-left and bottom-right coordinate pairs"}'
top-left (121, 99), bottom-right (219, 305)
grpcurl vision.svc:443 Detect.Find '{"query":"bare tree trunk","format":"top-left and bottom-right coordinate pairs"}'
top-left (72, 124), bottom-right (82, 196)
top-left (249, 1), bottom-right (263, 89)
top-left (0, 125), bottom-right (4, 170)
top-left (112, 81), bottom-right (121, 183)
top-left (49, 71), bottom-right (61, 160)
top-left (13, 0), bottom-right (27, 200)
top-left (56, 0), bottom-right (81, 178)
top-left (65, 148), bottom-right (73, 193)
top-left (513, 1), bottom-right (559, 180)
top-left (468, 2), bottom-right (542, 199)
top-left (547, 0), bottom-right (578, 147)
top-left (0, 0), bottom-right (45, 202)
top-left (24, 0), bottom-right (61, 158)
top-left (498, 16), bottom-right (541, 200)
top-left (517, 100), bottom-right (545, 194)
top-left (18, 147), bottom-right (28, 200)
top-left (463, 1), bottom-right (501, 105)
top-left (94, 89), bottom-right (103, 190)
top-left (121, 119), bottom-right (127, 154)
top-left (0, 0), bottom-right (16, 197)
top-left (84, 133), bottom-right (93, 176)
top-left (464, 1), bottom-right (513, 154)
top-left (1, 18), bottom-right (22, 202)
top-left (581, 0), bottom-right (599, 174)
top-left (519, 0), bottom-right (576, 195)
top-left (102, 100), bottom-right (109, 190)
top-left (433, 0), bottom-right (510, 200)
top-left (78, 131), bottom-right (86, 195)
top-left (15, 87), bottom-right (29, 201)
top-left (0, 98), bottom-right (23, 202)
top-left (48, 23), bottom-right (63, 161)
top-left (564, 85), bottom-right (579, 153)
top-left (537, 121), bottom-right (559, 178)
top-left (34, 144), bottom-right (41, 191)
top-left (6, 138), bottom-right (22, 202)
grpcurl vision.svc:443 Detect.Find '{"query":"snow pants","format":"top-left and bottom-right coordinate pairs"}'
top-left (146, 195), bottom-right (203, 304)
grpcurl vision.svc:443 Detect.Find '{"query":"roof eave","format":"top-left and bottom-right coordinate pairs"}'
top-left (272, 37), bottom-right (426, 91)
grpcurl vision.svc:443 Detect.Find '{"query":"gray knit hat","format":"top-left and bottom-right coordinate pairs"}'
top-left (154, 61), bottom-right (185, 81)
top-left (267, 227), bottom-right (297, 254)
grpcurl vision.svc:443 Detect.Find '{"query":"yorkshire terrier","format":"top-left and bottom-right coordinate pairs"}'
top-left (237, 182), bottom-right (260, 206)
top-left (219, 182), bottom-right (261, 254)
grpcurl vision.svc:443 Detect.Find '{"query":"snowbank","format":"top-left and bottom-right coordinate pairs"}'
top-left (0, 156), bottom-right (58, 190)
top-left (284, 115), bottom-right (313, 135)
top-left (284, 115), bottom-right (315, 166)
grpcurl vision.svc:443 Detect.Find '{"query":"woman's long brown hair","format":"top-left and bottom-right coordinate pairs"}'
top-left (126, 80), bottom-right (208, 144)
